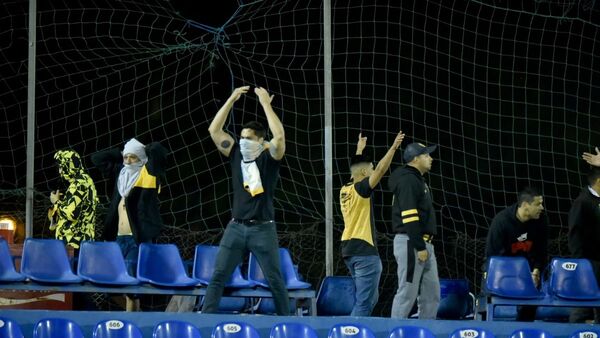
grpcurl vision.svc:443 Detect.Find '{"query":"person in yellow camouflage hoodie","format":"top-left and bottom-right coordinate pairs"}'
top-left (48, 150), bottom-right (98, 250)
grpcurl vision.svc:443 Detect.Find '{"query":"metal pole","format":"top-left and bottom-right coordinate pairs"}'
top-left (323, 0), bottom-right (333, 276)
top-left (25, 0), bottom-right (37, 238)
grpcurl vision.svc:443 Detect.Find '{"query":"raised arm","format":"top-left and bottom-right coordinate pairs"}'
top-left (582, 147), bottom-right (600, 167)
top-left (368, 131), bottom-right (405, 189)
top-left (255, 87), bottom-right (285, 160)
top-left (356, 133), bottom-right (367, 155)
top-left (91, 148), bottom-right (122, 177)
top-left (208, 86), bottom-right (249, 157)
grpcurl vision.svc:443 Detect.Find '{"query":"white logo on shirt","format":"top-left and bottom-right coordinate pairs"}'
top-left (517, 233), bottom-right (528, 242)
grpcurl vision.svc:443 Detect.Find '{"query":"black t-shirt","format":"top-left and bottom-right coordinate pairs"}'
top-left (230, 144), bottom-right (280, 221)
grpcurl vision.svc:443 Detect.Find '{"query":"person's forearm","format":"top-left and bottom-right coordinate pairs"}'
top-left (208, 97), bottom-right (236, 135)
top-left (263, 102), bottom-right (285, 142)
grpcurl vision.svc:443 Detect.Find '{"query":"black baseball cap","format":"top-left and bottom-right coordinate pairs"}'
top-left (403, 143), bottom-right (437, 163)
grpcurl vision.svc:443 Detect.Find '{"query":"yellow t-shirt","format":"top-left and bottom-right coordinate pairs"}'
top-left (340, 178), bottom-right (378, 256)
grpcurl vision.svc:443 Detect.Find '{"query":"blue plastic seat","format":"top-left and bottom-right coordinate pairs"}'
top-left (549, 258), bottom-right (600, 300)
top-left (153, 320), bottom-right (202, 338)
top-left (438, 279), bottom-right (473, 319)
top-left (192, 245), bottom-right (254, 288)
top-left (328, 324), bottom-right (375, 338)
top-left (389, 326), bottom-right (436, 338)
top-left (33, 318), bottom-right (84, 338)
top-left (198, 296), bottom-right (248, 314)
top-left (485, 256), bottom-right (543, 299)
top-left (270, 322), bottom-right (318, 338)
top-left (570, 330), bottom-right (600, 338)
top-left (0, 238), bottom-right (25, 282)
top-left (255, 297), bottom-right (297, 315)
top-left (78, 241), bottom-right (139, 285)
top-left (137, 243), bottom-right (198, 287)
top-left (449, 328), bottom-right (496, 338)
top-left (316, 276), bottom-right (355, 316)
top-left (93, 320), bottom-right (142, 338)
top-left (21, 239), bottom-right (82, 283)
top-left (510, 329), bottom-right (554, 338)
top-left (0, 316), bottom-right (25, 338)
top-left (212, 322), bottom-right (260, 338)
top-left (248, 248), bottom-right (311, 290)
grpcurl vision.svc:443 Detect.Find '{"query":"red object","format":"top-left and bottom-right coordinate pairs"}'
top-left (0, 229), bottom-right (14, 244)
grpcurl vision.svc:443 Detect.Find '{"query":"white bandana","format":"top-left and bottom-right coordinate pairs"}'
top-left (239, 139), bottom-right (264, 196)
top-left (118, 138), bottom-right (148, 197)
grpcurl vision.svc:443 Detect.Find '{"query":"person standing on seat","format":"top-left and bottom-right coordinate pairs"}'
top-left (388, 142), bottom-right (440, 319)
top-left (340, 131), bottom-right (405, 317)
top-left (203, 85), bottom-right (290, 315)
top-left (92, 138), bottom-right (168, 311)
top-left (484, 186), bottom-right (548, 321)
top-left (48, 150), bottom-right (98, 251)
top-left (568, 167), bottom-right (600, 323)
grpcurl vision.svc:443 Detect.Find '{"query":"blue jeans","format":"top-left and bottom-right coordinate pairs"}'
top-left (344, 255), bottom-right (382, 316)
top-left (116, 235), bottom-right (138, 277)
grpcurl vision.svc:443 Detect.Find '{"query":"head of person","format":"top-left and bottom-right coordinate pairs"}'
top-left (54, 150), bottom-right (84, 181)
top-left (517, 186), bottom-right (544, 220)
top-left (239, 121), bottom-right (267, 161)
top-left (122, 138), bottom-right (147, 166)
top-left (588, 167), bottom-right (600, 192)
top-left (349, 154), bottom-right (374, 181)
top-left (403, 142), bottom-right (436, 174)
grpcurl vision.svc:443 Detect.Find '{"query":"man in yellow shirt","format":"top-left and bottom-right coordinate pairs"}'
top-left (340, 131), bottom-right (404, 316)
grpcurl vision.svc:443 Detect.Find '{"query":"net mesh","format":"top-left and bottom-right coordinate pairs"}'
top-left (1, 0), bottom-right (599, 315)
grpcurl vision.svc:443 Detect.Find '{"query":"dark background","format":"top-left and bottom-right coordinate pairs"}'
top-left (0, 0), bottom-right (599, 315)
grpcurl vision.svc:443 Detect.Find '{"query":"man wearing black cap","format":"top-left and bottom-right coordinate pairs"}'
top-left (388, 142), bottom-right (440, 319)
top-left (340, 131), bottom-right (405, 317)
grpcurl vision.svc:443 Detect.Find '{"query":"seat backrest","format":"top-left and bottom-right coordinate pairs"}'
top-left (549, 258), bottom-right (600, 300)
top-left (389, 326), bottom-right (436, 338)
top-left (248, 248), bottom-right (311, 289)
top-left (569, 330), bottom-right (600, 338)
top-left (0, 238), bottom-right (24, 282)
top-left (449, 328), bottom-right (496, 338)
top-left (316, 276), bottom-right (355, 316)
top-left (510, 329), bottom-right (554, 338)
top-left (93, 320), bottom-right (143, 338)
top-left (270, 322), bottom-right (318, 338)
top-left (137, 243), bottom-right (193, 284)
top-left (328, 324), bottom-right (375, 338)
top-left (21, 239), bottom-right (81, 283)
top-left (153, 320), bottom-right (202, 338)
top-left (33, 318), bottom-right (84, 338)
top-left (212, 322), bottom-right (260, 338)
top-left (0, 316), bottom-right (25, 338)
top-left (255, 297), bottom-right (297, 315)
top-left (78, 241), bottom-right (132, 281)
top-left (192, 245), bottom-right (249, 287)
top-left (438, 279), bottom-right (472, 319)
top-left (485, 256), bottom-right (540, 298)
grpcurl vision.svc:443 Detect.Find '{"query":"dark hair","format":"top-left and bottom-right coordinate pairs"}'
top-left (350, 154), bottom-right (373, 167)
top-left (588, 167), bottom-right (600, 186)
top-left (242, 121), bottom-right (266, 139)
top-left (517, 186), bottom-right (542, 206)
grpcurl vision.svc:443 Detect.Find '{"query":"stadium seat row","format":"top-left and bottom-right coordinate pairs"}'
top-left (0, 316), bottom-right (598, 338)
top-left (0, 238), bottom-right (311, 289)
top-left (484, 256), bottom-right (600, 321)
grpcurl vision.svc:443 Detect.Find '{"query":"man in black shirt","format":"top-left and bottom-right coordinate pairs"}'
top-left (484, 186), bottom-right (548, 321)
top-left (388, 142), bottom-right (440, 319)
top-left (203, 86), bottom-right (290, 315)
top-left (568, 167), bottom-right (600, 323)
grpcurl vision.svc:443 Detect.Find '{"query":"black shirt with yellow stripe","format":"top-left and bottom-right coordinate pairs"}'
top-left (388, 165), bottom-right (437, 251)
top-left (340, 177), bottom-right (378, 257)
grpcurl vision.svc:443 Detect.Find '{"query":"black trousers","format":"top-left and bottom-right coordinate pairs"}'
top-left (201, 220), bottom-right (290, 315)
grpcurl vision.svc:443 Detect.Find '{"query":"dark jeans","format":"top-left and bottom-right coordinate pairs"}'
top-left (201, 220), bottom-right (290, 315)
top-left (570, 259), bottom-right (600, 323)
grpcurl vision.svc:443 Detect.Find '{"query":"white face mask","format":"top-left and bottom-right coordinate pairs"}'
top-left (123, 161), bottom-right (144, 173)
top-left (239, 139), bottom-right (264, 162)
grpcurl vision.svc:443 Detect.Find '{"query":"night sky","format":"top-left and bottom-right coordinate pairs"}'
top-left (0, 0), bottom-right (599, 315)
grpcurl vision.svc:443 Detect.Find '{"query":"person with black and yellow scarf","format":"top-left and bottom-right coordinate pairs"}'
top-left (48, 150), bottom-right (98, 250)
